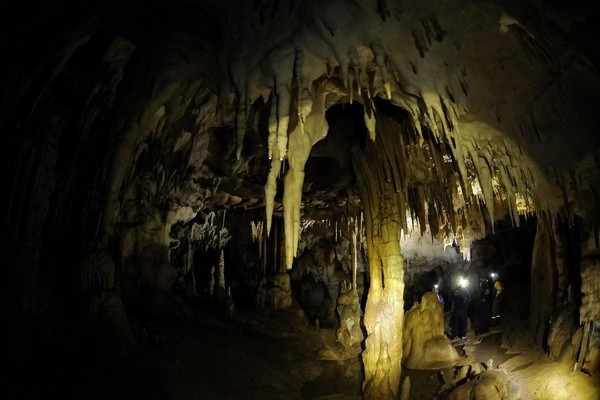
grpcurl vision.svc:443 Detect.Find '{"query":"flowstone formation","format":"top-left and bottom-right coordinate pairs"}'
top-left (402, 291), bottom-right (461, 370)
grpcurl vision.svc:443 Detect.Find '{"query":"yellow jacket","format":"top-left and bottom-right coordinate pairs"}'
top-left (494, 280), bottom-right (503, 296)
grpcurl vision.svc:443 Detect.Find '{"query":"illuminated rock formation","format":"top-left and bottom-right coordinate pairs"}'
top-left (402, 291), bottom-right (461, 370)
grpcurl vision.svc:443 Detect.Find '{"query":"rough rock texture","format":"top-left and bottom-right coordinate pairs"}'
top-left (582, 321), bottom-right (600, 375)
top-left (336, 282), bottom-right (364, 348)
top-left (292, 222), bottom-right (367, 327)
top-left (547, 303), bottom-right (578, 361)
top-left (447, 369), bottom-right (510, 400)
top-left (581, 259), bottom-right (600, 323)
top-left (265, 273), bottom-right (293, 310)
top-left (402, 291), bottom-right (461, 370)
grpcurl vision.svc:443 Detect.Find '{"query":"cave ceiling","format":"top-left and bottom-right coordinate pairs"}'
top-left (2, 0), bottom-right (600, 255)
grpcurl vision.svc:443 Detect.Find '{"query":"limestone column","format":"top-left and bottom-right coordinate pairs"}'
top-left (352, 117), bottom-right (406, 399)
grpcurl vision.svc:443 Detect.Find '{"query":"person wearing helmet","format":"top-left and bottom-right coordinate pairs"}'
top-left (477, 276), bottom-right (493, 334)
top-left (450, 277), bottom-right (470, 340)
top-left (490, 272), bottom-right (503, 325)
top-left (433, 284), bottom-right (445, 307)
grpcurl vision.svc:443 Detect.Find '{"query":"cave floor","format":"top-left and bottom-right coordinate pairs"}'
top-left (132, 304), bottom-right (600, 400)
top-left (136, 302), bottom-right (363, 400)
top-left (17, 302), bottom-right (598, 400)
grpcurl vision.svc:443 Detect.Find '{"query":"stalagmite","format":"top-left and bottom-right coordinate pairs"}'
top-left (186, 223), bottom-right (195, 274)
top-left (235, 87), bottom-right (247, 160)
top-left (225, 286), bottom-right (235, 317)
top-left (209, 265), bottom-right (215, 299)
top-left (402, 292), bottom-right (461, 369)
top-left (335, 220), bottom-right (338, 242)
top-left (217, 249), bottom-right (226, 301)
top-left (336, 280), bottom-right (364, 348)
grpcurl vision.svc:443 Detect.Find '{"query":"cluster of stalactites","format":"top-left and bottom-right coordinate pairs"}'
top-left (301, 212), bottom-right (366, 246)
top-left (460, 135), bottom-right (537, 229)
top-left (408, 133), bottom-right (537, 240)
top-left (191, 210), bottom-right (231, 252)
top-left (228, 38), bottom-right (537, 268)
top-left (391, 101), bottom-right (540, 239)
top-left (248, 51), bottom-right (452, 269)
top-left (226, 38), bottom-right (439, 162)
top-left (354, 102), bottom-right (539, 245)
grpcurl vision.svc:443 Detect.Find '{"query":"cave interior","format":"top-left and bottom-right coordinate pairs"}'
top-left (2, 1), bottom-right (600, 399)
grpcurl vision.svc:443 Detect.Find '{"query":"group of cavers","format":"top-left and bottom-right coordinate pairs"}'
top-left (433, 273), bottom-right (504, 340)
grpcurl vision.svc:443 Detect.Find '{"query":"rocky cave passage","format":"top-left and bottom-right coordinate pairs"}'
top-left (2, 1), bottom-right (600, 399)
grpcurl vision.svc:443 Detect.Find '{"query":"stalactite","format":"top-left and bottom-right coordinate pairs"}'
top-left (262, 221), bottom-right (268, 277)
top-left (364, 105), bottom-right (377, 141)
top-left (251, 220), bottom-right (264, 260)
top-left (283, 168), bottom-right (303, 268)
top-left (276, 83), bottom-right (291, 160)
top-left (265, 155), bottom-right (281, 235)
top-left (267, 92), bottom-right (278, 161)
top-left (280, 83), bottom-right (331, 268)
top-left (352, 217), bottom-right (358, 289)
